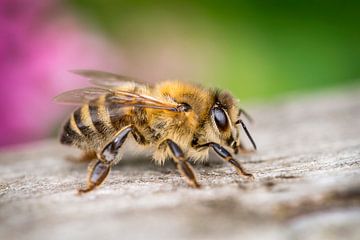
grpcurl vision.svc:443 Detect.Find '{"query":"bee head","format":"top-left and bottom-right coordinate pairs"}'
top-left (210, 91), bottom-right (256, 153)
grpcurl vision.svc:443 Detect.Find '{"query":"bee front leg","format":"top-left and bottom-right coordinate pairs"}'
top-left (198, 142), bottom-right (254, 179)
top-left (78, 126), bottom-right (133, 194)
top-left (165, 139), bottom-right (200, 188)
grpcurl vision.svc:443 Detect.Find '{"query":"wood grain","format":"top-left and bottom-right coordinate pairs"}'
top-left (0, 87), bottom-right (359, 240)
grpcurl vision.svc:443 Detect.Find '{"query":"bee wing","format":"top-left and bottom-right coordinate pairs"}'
top-left (54, 87), bottom-right (112, 105)
top-left (54, 87), bottom-right (182, 112)
top-left (70, 69), bottom-right (148, 88)
top-left (107, 90), bottom-right (180, 111)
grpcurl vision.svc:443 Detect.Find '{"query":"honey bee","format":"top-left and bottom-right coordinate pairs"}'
top-left (55, 70), bottom-right (257, 193)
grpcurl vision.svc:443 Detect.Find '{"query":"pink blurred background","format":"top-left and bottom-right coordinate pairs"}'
top-left (0, 0), bottom-right (211, 147)
top-left (1, 0), bottom-right (359, 148)
top-left (0, 0), bottom-right (122, 146)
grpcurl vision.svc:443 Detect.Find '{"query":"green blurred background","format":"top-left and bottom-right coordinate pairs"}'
top-left (68, 0), bottom-right (360, 100)
top-left (1, 0), bottom-right (360, 147)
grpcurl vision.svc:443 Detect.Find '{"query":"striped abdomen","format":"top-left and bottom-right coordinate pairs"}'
top-left (60, 95), bottom-right (132, 150)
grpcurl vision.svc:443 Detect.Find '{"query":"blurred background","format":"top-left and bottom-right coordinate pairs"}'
top-left (1, 0), bottom-right (359, 147)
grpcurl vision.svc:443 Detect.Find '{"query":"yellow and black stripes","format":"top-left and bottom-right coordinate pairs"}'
top-left (60, 113), bottom-right (83, 145)
top-left (105, 94), bottom-right (130, 130)
top-left (60, 118), bottom-right (81, 145)
top-left (88, 104), bottom-right (107, 135)
top-left (88, 97), bottom-right (112, 136)
top-left (60, 105), bottom-right (101, 147)
top-left (60, 95), bottom-right (136, 148)
top-left (73, 107), bottom-right (94, 139)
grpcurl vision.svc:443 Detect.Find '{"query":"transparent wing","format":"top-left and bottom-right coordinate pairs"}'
top-left (54, 87), bottom-right (182, 112)
top-left (108, 90), bottom-right (179, 111)
top-left (54, 87), bottom-right (112, 105)
top-left (70, 69), bottom-right (148, 88)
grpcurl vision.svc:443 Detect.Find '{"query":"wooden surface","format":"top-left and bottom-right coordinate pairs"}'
top-left (0, 87), bottom-right (359, 240)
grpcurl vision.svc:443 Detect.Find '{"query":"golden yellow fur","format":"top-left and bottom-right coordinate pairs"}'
top-left (56, 70), bottom-right (254, 192)
top-left (59, 80), bottom-right (242, 163)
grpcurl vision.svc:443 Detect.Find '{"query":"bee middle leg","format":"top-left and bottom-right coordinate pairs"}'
top-left (197, 142), bottom-right (254, 179)
top-left (78, 125), bottom-right (135, 194)
top-left (165, 139), bottom-right (200, 188)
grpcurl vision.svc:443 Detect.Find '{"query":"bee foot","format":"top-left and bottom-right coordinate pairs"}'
top-left (244, 173), bottom-right (255, 180)
top-left (188, 180), bottom-right (201, 189)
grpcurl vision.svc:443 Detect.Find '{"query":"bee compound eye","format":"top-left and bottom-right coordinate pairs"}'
top-left (212, 107), bottom-right (229, 131)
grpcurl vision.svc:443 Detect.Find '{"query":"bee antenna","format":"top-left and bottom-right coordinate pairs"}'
top-left (236, 119), bottom-right (257, 150)
top-left (238, 108), bottom-right (254, 123)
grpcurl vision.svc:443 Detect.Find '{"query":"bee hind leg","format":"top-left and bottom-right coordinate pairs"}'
top-left (78, 159), bottom-right (110, 194)
top-left (78, 125), bottom-right (135, 194)
top-left (165, 139), bottom-right (200, 188)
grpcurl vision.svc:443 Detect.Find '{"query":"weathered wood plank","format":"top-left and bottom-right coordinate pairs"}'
top-left (0, 87), bottom-right (359, 240)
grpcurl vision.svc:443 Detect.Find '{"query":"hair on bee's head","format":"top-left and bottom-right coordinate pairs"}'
top-left (214, 89), bottom-right (234, 110)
